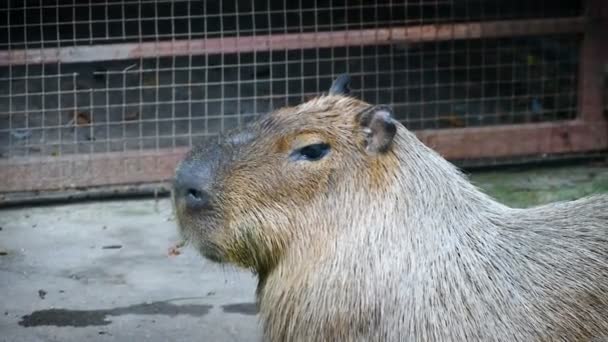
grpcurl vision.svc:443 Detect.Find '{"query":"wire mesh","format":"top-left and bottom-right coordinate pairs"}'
top-left (0, 0), bottom-right (583, 49)
top-left (0, 0), bottom-right (603, 196)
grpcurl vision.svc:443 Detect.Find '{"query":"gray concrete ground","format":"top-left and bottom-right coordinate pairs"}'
top-left (1, 162), bottom-right (607, 342)
top-left (0, 199), bottom-right (261, 342)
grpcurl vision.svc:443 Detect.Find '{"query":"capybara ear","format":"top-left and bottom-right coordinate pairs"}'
top-left (328, 74), bottom-right (351, 95)
top-left (357, 105), bottom-right (397, 155)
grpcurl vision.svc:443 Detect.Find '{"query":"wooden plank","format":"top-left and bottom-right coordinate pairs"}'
top-left (1, 120), bottom-right (606, 193)
top-left (0, 17), bottom-right (585, 66)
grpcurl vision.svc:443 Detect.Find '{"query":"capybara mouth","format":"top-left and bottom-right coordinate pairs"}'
top-left (174, 210), bottom-right (228, 264)
top-left (190, 236), bottom-right (226, 264)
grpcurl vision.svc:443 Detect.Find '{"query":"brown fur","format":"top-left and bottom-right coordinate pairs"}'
top-left (173, 94), bottom-right (608, 342)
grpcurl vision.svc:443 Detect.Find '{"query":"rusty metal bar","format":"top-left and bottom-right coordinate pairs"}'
top-left (417, 120), bottom-right (608, 161)
top-left (0, 148), bottom-right (188, 193)
top-left (578, 0), bottom-right (608, 122)
top-left (0, 17), bottom-right (585, 66)
top-left (1, 120), bottom-right (606, 194)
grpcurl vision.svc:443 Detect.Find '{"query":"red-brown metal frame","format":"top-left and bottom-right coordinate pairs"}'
top-left (0, 8), bottom-right (606, 195)
top-left (0, 17), bottom-right (586, 66)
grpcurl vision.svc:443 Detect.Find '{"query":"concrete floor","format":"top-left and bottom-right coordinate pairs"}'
top-left (0, 199), bottom-right (261, 342)
top-left (1, 162), bottom-right (607, 342)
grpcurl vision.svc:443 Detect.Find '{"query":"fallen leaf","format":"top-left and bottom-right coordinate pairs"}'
top-left (67, 110), bottom-right (92, 126)
top-left (75, 111), bottom-right (92, 126)
top-left (168, 240), bottom-right (186, 257)
top-left (168, 247), bottom-right (181, 256)
top-left (439, 114), bottom-right (465, 128)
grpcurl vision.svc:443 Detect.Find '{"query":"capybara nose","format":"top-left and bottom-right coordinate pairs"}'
top-left (174, 162), bottom-right (214, 211)
top-left (184, 185), bottom-right (212, 211)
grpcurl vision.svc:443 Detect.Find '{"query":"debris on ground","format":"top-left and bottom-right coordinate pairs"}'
top-left (38, 290), bottom-right (47, 299)
top-left (66, 110), bottom-right (92, 127)
top-left (168, 241), bottom-right (186, 257)
top-left (101, 245), bottom-right (122, 249)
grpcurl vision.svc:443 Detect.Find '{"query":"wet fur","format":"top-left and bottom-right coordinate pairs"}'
top-left (174, 95), bottom-right (608, 341)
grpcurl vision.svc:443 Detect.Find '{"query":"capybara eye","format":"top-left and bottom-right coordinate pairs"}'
top-left (290, 143), bottom-right (331, 162)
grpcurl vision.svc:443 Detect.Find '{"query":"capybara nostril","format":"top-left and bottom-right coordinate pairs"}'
top-left (184, 187), bottom-right (212, 210)
top-left (173, 161), bottom-right (215, 211)
top-left (187, 188), bottom-right (203, 201)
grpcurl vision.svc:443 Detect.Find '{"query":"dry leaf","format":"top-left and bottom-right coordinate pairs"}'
top-left (168, 240), bottom-right (186, 257)
top-left (439, 114), bottom-right (465, 128)
top-left (69, 110), bottom-right (92, 126)
top-left (168, 247), bottom-right (181, 256)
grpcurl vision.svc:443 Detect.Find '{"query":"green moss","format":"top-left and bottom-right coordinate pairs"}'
top-left (466, 165), bottom-right (608, 208)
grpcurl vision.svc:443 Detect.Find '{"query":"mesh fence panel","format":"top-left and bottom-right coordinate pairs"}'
top-left (0, 0), bottom-right (605, 198)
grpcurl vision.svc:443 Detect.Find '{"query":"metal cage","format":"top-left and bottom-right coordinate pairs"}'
top-left (0, 0), bottom-right (606, 203)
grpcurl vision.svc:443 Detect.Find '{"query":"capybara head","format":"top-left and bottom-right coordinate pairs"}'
top-left (173, 75), bottom-right (401, 275)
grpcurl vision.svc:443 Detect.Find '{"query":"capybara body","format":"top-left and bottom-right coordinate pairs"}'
top-left (173, 75), bottom-right (608, 341)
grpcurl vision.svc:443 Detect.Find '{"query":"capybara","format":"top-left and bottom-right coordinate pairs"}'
top-left (172, 75), bottom-right (608, 341)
